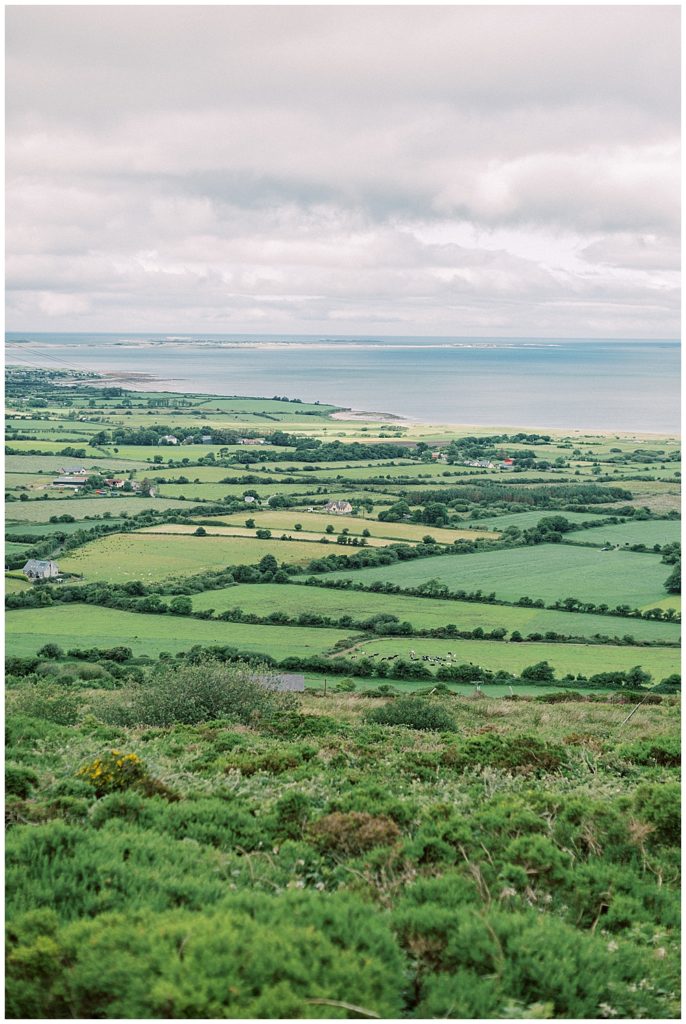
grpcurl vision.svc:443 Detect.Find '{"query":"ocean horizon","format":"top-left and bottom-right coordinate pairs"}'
top-left (5, 332), bottom-right (681, 433)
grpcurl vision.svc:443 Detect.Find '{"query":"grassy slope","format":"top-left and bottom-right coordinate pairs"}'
top-left (58, 532), bottom-right (357, 583)
top-left (188, 582), bottom-right (682, 643)
top-left (567, 519), bottom-right (682, 546)
top-left (344, 635), bottom-right (679, 680)
top-left (6, 605), bottom-right (352, 659)
top-left (326, 543), bottom-right (677, 609)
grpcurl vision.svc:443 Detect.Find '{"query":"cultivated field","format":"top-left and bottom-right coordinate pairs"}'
top-left (58, 532), bottom-right (354, 582)
top-left (188, 582), bottom-right (682, 643)
top-left (326, 543), bottom-right (678, 609)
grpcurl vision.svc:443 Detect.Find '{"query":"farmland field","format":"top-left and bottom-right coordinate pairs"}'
top-left (138, 523), bottom-right (395, 547)
top-left (211, 509), bottom-right (497, 543)
top-left (461, 509), bottom-right (612, 531)
top-left (5, 495), bottom-right (189, 522)
top-left (567, 519), bottom-right (682, 547)
top-left (6, 605), bottom-right (351, 659)
top-left (344, 635), bottom-right (679, 681)
top-left (58, 532), bottom-right (352, 582)
top-left (187, 582), bottom-right (682, 643)
top-left (325, 543), bottom-right (678, 609)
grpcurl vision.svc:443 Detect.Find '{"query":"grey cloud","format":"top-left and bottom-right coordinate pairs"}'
top-left (5, 6), bottom-right (680, 336)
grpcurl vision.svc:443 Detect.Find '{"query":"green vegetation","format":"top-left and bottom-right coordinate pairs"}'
top-left (5, 367), bottom-right (681, 1017)
top-left (327, 543), bottom-right (678, 609)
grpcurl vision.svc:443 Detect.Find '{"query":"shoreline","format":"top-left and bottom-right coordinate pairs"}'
top-left (38, 368), bottom-right (684, 440)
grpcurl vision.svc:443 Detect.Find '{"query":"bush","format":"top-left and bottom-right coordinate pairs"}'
top-left (76, 750), bottom-right (172, 799)
top-left (6, 891), bottom-right (405, 1019)
top-left (308, 811), bottom-right (401, 855)
top-left (103, 659), bottom-right (292, 727)
top-left (6, 763), bottom-right (39, 798)
top-left (365, 697), bottom-right (456, 732)
top-left (37, 643), bottom-right (63, 659)
top-left (12, 683), bottom-right (80, 725)
top-left (633, 782), bottom-right (680, 844)
top-left (443, 734), bottom-right (567, 774)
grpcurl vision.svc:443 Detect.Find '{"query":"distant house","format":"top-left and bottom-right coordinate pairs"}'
top-left (324, 500), bottom-right (353, 515)
top-left (159, 434), bottom-right (179, 445)
top-left (244, 495), bottom-right (256, 503)
top-left (59, 466), bottom-right (87, 475)
top-left (258, 673), bottom-right (305, 692)
top-left (23, 559), bottom-right (59, 580)
top-left (104, 478), bottom-right (126, 489)
top-left (200, 435), bottom-right (213, 443)
top-left (51, 476), bottom-right (87, 489)
top-left (238, 438), bottom-right (266, 445)
top-left (499, 458), bottom-right (515, 470)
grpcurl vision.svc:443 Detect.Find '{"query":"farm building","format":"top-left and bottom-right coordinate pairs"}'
top-left (51, 476), bottom-right (87, 489)
top-left (59, 466), bottom-right (87, 475)
top-left (258, 673), bottom-right (305, 692)
top-left (201, 435), bottom-right (213, 443)
top-left (238, 437), bottom-right (266, 445)
top-left (324, 499), bottom-right (353, 514)
top-left (23, 559), bottom-right (60, 580)
top-left (159, 434), bottom-right (179, 445)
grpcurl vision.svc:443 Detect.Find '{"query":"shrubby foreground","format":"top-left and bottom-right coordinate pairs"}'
top-left (5, 659), bottom-right (680, 1018)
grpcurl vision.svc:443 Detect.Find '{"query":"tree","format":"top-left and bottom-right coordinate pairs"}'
top-left (256, 529), bottom-right (272, 539)
top-left (665, 562), bottom-right (681, 594)
top-left (245, 519), bottom-right (256, 528)
top-left (194, 527), bottom-right (207, 537)
top-left (38, 643), bottom-right (63, 659)
top-left (170, 596), bottom-right (192, 615)
top-left (521, 661), bottom-right (555, 682)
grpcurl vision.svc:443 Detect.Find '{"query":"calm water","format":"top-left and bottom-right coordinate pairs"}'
top-left (5, 333), bottom-right (680, 432)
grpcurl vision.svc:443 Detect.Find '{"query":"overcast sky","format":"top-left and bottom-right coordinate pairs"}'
top-left (5, 5), bottom-right (681, 337)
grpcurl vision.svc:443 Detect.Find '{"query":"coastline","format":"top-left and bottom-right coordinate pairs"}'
top-left (58, 369), bottom-right (681, 440)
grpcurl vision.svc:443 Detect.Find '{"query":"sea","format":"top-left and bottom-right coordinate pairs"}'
top-left (5, 333), bottom-right (681, 433)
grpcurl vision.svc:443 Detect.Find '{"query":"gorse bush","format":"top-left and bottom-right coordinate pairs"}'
top-left (102, 658), bottom-right (292, 727)
top-left (76, 750), bottom-right (173, 799)
top-left (442, 733), bottom-right (567, 774)
top-left (6, 891), bottom-right (405, 1019)
top-left (365, 696), bottom-right (456, 732)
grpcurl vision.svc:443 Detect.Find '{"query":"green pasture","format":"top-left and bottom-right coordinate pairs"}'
top-left (158, 482), bottom-right (332, 500)
top-left (5, 473), bottom-right (57, 492)
top-left (5, 605), bottom-right (352, 660)
top-left (302, 673), bottom-right (614, 696)
top-left (461, 510), bottom-right (610, 531)
top-left (5, 455), bottom-right (142, 474)
top-left (5, 439), bottom-right (97, 454)
top-left (211, 510), bottom-right (496, 544)
top-left (4, 574), bottom-right (32, 593)
top-left (187, 582), bottom-right (681, 642)
top-left (345, 635), bottom-right (679, 681)
top-left (58, 531), bottom-right (356, 583)
top-left (5, 495), bottom-right (189, 523)
top-left (325, 543), bottom-right (678, 610)
top-left (5, 518), bottom-right (130, 539)
top-left (5, 542), bottom-right (32, 558)
top-left (138, 524), bottom-right (393, 547)
top-left (567, 519), bottom-right (681, 548)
